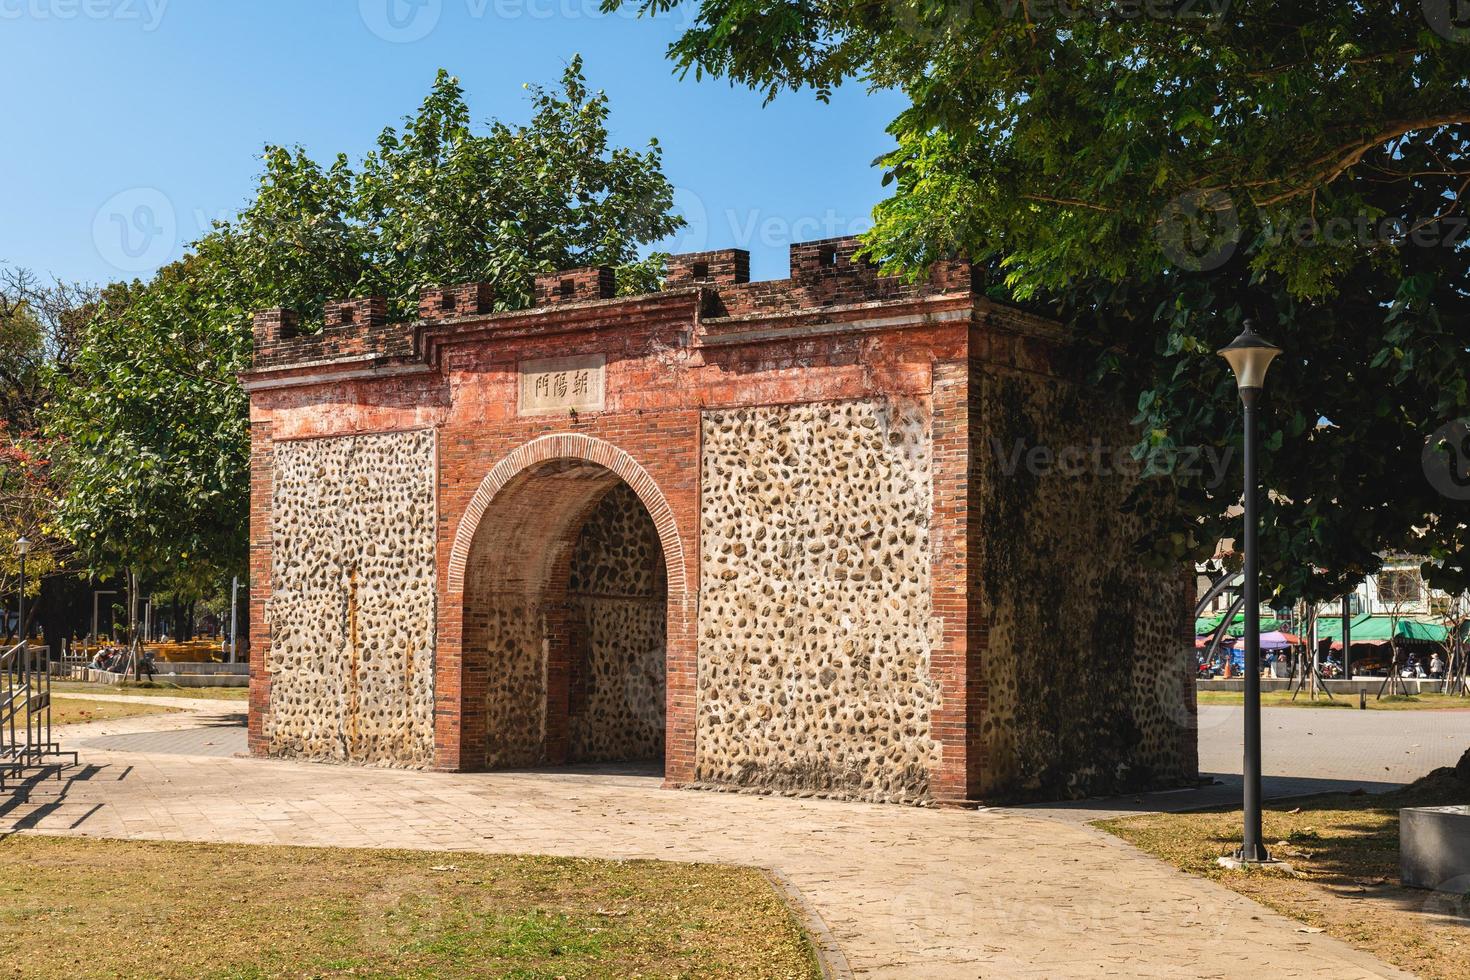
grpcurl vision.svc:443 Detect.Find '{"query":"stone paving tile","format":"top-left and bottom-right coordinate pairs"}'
top-left (0, 698), bottom-right (1417, 979)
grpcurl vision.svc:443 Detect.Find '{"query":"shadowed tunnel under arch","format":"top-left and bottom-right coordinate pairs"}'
top-left (458, 455), bottom-right (671, 770)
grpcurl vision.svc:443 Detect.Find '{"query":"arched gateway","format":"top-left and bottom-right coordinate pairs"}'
top-left (447, 435), bottom-right (688, 773)
top-left (243, 236), bottom-right (1198, 806)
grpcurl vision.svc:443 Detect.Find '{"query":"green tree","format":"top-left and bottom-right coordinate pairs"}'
top-left (614, 0), bottom-right (1470, 599)
top-left (1, 266), bottom-right (93, 429)
top-left (0, 427), bottom-right (58, 628)
top-left (203, 59), bottom-right (681, 322)
top-left (1, 268), bottom-right (92, 628)
top-left (49, 262), bottom-right (246, 583)
top-left (45, 58), bottom-right (682, 669)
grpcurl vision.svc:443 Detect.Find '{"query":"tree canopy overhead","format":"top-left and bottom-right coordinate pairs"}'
top-left (614, 1), bottom-right (1465, 294)
top-left (613, 0), bottom-right (1470, 600)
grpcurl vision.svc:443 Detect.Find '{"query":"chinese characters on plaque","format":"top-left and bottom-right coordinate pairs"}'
top-left (518, 354), bottom-right (606, 416)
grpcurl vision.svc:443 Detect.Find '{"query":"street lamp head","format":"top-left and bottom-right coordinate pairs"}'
top-left (1218, 320), bottom-right (1281, 391)
top-left (15, 536), bottom-right (30, 557)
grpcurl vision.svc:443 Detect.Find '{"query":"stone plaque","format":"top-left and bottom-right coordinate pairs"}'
top-left (518, 353), bottom-right (606, 416)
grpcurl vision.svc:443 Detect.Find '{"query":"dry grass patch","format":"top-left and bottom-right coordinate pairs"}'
top-left (0, 836), bottom-right (820, 979)
top-left (50, 680), bottom-right (248, 701)
top-left (1195, 690), bottom-right (1470, 710)
top-left (47, 697), bottom-right (179, 727)
top-left (1099, 770), bottom-right (1470, 980)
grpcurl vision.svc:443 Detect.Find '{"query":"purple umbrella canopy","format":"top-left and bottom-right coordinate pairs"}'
top-left (1197, 632), bottom-right (1296, 649)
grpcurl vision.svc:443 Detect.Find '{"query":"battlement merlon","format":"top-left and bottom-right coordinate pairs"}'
top-left (244, 235), bottom-right (994, 379)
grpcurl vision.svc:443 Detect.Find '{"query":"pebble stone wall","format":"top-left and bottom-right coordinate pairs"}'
top-left (695, 399), bottom-right (941, 804)
top-left (474, 603), bottom-right (545, 768)
top-left (567, 484), bottom-right (667, 762)
top-left (265, 430), bottom-right (437, 766)
top-left (974, 370), bottom-right (1195, 799)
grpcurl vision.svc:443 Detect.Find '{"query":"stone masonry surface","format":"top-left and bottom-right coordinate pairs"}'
top-left (974, 370), bottom-right (1197, 799)
top-left (567, 482), bottom-right (667, 763)
top-left (265, 430), bottom-right (437, 766)
top-left (697, 400), bottom-right (939, 804)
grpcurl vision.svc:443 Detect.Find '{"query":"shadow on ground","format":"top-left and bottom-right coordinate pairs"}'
top-left (1018, 772), bottom-right (1408, 822)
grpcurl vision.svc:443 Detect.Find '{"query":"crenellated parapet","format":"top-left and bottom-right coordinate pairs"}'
top-left (534, 266), bottom-right (616, 305)
top-left (248, 233), bottom-right (981, 373)
top-left (665, 248), bottom-right (750, 287)
top-left (709, 237), bottom-right (975, 318)
top-left (419, 282), bottom-right (495, 321)
top-left (251, 300), bottom-right (414, 371)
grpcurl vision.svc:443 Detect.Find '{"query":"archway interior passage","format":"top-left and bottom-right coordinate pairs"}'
top-left (462, 458), bottom-right (667, 771)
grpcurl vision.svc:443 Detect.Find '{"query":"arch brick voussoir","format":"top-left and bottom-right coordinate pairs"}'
top-left (447, 433), bottom-right (686, 600)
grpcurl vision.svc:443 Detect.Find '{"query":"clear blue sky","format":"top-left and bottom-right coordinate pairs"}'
top-left (0, 0), bottom-right (905, 287)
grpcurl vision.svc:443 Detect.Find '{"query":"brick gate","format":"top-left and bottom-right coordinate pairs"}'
top-left (243, 236), bottom-right (1196, 805)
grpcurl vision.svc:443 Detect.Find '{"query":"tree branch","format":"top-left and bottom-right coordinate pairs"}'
top-left (1247, 115), bottom-right (1470, 208)
top-left (1021, 193), bottom-right (1116, 213)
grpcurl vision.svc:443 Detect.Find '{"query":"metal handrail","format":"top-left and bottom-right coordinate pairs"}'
top-left (0, 640), bottom-right (77, 787)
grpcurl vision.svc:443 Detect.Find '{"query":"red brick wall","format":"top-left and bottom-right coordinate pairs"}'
top-left (246, 419), bottom-right (274, 752)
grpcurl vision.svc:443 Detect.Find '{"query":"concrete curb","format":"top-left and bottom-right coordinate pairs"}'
top-left (762, 866), bottom-right (853, 979)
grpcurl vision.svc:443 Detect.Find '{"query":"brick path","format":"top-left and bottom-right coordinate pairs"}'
top-left (4, 696), bottom-right (1414, 979)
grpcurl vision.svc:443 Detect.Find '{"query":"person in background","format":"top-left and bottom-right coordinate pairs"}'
top-left (1430, 651), bottom-right (1446, 679)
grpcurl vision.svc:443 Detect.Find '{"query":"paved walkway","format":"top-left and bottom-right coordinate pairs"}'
top-left (3, 695), bottom-right (1417, 979)
top-left (1033, 704), bottom-right (1470, 822)
top-left (1199, 703), bottom-right (1470, 784)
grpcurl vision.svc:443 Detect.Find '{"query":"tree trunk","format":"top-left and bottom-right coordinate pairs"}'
top-left (129, 569), bottom-right (143, 682)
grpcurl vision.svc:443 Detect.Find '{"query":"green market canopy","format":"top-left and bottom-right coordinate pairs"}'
top-left (1195, 613), bottom-right (1283, 638)
top-left (1314, 613), bottom-right (1448, 644)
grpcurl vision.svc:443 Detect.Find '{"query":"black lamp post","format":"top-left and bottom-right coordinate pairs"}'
top-left (1218, 321), bottom-right (1280, 864)
top-left (15, 536), bottom-right (30, 658)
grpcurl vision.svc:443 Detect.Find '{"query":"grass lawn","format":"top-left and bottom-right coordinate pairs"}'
top-left (1196, 689), bottom-right (1470, 710)
top-left (0, 836), bottom-right (820, 979)
top-left (47, 696), bottom-right (180, 727)
top-left (1099, 769), bottom-right (1470, 980)
top-left (49, 680), bottom-right (248, 701)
